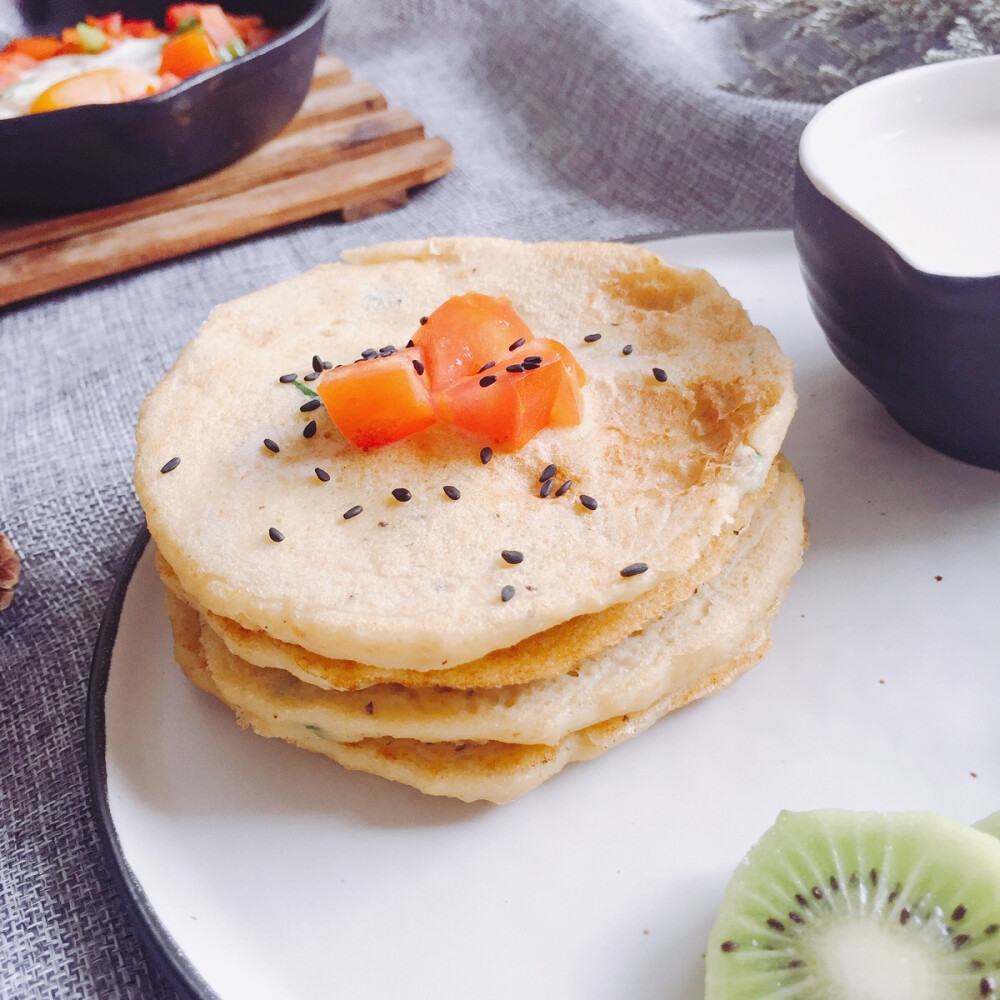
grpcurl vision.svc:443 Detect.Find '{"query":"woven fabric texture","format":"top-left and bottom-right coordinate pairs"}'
top-left (0, 0), bottom-right (929, 996)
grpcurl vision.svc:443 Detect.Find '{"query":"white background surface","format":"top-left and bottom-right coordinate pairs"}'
top-left (103, 231), bottom-right (1000, 1000)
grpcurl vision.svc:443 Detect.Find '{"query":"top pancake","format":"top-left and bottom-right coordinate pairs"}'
top-left (135, 238), bottom-right (795, 671)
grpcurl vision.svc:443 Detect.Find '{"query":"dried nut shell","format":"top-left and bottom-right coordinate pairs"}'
top-left (0, 534), bottom-right (21, 611)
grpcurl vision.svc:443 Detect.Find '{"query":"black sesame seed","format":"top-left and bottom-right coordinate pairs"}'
top-left (263, 438), bottom-right (280, 453)
top-left (406, 339), bottom-right (415, 348)
top-left (583, 333), bottom-right (602, 343)
top-left (720, 941), bottom-right (739, 954)
top-left (315, 468), bottom-right (330, 482)
top-left (539, 479), bottom-right (554, 498)
top-left (620, 562), bottom-right (648, 578)
top-left (554, 479), bottom-right (573, 497)
top-left (303, 371), bottom-right (320, 381)
top-left (479, 374), bottom-right (498, 387)
top-left (160, 456), bottom-right (181, 474)
top-left (500, 584), bottom-right (515, 602)
top-left (364, 701), bottom-right (374, 715)
top-left (268, 527), bottom-right (284, 542)
top-left (312, 355), bottom-right (324, 372)
top-left (501, 550), bottom-right (524, 565)
top-left (506, 364), bottom-right (525, 373)
top-left (322, 360), bottom-right (333, 369)
top-left (622, 345), bottom-right (633, 356)
top-left (579, 494), bottom-right (598, 510)
top-left (521, 359), bottom-right (541, 370)
top-left (303, 420), bottom-right (317, 439)
top-left (412, 358), bottom-right (425, 375)
top-left (480, 447), bottom-right (493, 465)
top-left (419, 316), bottom-right (428, 325)
top-left (443, 485), bottom-right (461, 500)
top-left (523, 355), bottom-right (542, 365)
top-left (361, 348), bottom-right (379, 360)
top-left (508, 337), bottom-right (526, 351)
top-left (343, 505), bottom-right (363, 520)
top-left (477, 360), bottom-right (496, 374)
top-left (652, 367), bottom-right (668, 383)
top-left (300, 398), bottom-right (321, 412)
top-left (392, 488), bottom-right (412, 502)
top-left (539, 464), bottom-right (558, 483)
top-left (279, 372), bottom-right (298, 383)
top-left (379, 345), bottom-right (397, 356)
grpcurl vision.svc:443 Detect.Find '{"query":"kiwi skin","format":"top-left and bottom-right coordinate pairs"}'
top-left (705, 810), bottom-right (1000, 1000)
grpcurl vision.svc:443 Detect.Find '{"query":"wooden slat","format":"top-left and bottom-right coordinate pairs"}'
top-left (282, 78), bottom-right (387, 134)
top-left (0, 137), bottom-right (454, 306)
top-left (2, 107), bottom-right (425, 256)
top-left (311, 54), bottom-right (352, 87)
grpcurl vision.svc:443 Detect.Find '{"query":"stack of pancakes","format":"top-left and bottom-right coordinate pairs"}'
top-left (135, 238), bottom-right (805, 803)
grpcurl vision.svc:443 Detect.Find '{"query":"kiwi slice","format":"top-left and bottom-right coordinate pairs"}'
top-left (705, 810), bottom-right (1000, 1000)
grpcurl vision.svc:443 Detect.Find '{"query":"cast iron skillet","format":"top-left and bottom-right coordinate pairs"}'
top-left (1, 0), bottom-right (328, 215)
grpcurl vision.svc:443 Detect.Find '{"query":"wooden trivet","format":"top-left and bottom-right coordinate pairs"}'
top-left (0, 55), bottom-right (454, 307)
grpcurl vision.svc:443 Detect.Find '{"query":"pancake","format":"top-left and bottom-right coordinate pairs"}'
top-left (195, 457), bottom-right (804, 744)
top-left (136, 238), bottom-right (796, 672)
top-left (156, 457), bottom-right (782, 691)
top-left (159, 458), bottom-right (805, 800)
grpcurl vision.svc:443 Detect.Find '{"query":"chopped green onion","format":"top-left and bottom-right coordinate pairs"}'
top-left (220, 37), bottom-right (248, 62)
top-left (76, 22), bottom-right (108, 53)
top-left (293, 381), bottom-right (319, 398)
top-left (171, 15), bottom-right (201, 35)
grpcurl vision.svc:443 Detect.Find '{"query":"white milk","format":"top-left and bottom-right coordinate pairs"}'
top-left (800, 55), bottom-right (1000, 278)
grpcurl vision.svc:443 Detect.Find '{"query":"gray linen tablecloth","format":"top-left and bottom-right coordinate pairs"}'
top-left (0, 1), bottom-right (987, 996)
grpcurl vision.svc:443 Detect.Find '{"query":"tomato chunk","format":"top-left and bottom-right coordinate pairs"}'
top-left (317, 349), bottom-right (435, 448)
top-left (30, 67), bottom-right (159, 113)
top-left (411, 292), bottom-right (535, 392)
top-left (435, 338), bottom-right (585, 450)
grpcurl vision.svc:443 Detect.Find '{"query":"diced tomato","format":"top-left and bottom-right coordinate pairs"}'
top-left (435, 338), bottom-right (585, 450)
top-left (0, 51), bottom-right (37, 89)
top-left (165, 4), bottom-right (204, 31)
top-left (121, 18), bottom-right (162, 38)
top-left (3, 36), bottom-right (62, 60)
top-left (317, 348), bottom-right (436, 448)
top-left (85, 13), bottom-right (123, 37)
top-left (522, 337), bottom-right (587, 426)
top-left (29, 66), bottom-right (158, 112)
top-left (411, 292), bottom-right (536, 392)
top-left (159, 28), bottom-right (220, 78)
top-left (225, 14), bottom-right (275, 48)
top-left (166, 4), bottom-right (239, 47)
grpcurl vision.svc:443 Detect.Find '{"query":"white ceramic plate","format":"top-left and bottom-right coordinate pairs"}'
top-left (88, 231), bottom-right (1000, 1000)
